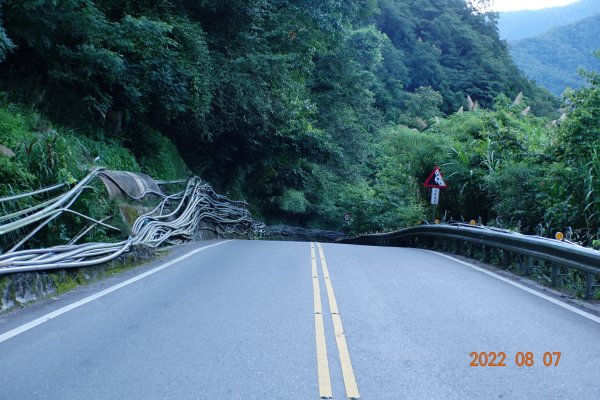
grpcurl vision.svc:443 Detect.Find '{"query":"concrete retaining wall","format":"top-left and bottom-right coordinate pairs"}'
top-left (0, 224), bottom-right (248, 314)
top-left (0, 247), bottom-right (154, 314)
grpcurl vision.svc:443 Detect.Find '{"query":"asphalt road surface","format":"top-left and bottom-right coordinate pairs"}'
top-left (1, 239), bottom-right (599, 399)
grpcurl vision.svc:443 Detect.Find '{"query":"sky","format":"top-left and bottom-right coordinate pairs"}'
top-left (491, 0), bottom-right (580, 12)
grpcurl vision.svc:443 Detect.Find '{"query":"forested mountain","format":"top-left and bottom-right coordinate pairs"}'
top-left (509, 14), bottom-right (600, 96)
top-left (4, 0), bottom-right (599, 248)
top-left (498, 0), bottom-right (600, 41)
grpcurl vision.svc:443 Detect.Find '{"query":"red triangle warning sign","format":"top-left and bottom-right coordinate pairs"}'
top-left (424, 166), bottom-right (447, 188)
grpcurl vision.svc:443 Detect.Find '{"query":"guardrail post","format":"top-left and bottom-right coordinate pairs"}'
top-left (501, 250), bottom-right (509, 268)
top-left (585, 273), bottom-right (596, 299)
top-left (481, 245), bottom-right (487, 262)
top-left (523, 256), bottom-right (532, 275)
top-left (551, 264), bottom-right (560, 287)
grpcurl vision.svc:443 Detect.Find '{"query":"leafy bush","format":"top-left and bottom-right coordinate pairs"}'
top-left (128, 128), bottom-right (189, 180)
top-left (278, 189), bottom-right (309, 214)
top-left (0, 103), bottom-right (188, 249)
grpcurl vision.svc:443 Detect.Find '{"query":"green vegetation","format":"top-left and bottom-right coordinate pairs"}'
top-left (509, 14), bottom-right (600, 96)
top-left (0, 101), bottom-right (189, 250)
top-left (0, 102), bottom-right (177, 193)
top-left (0, 0), bottom-right (597, 248)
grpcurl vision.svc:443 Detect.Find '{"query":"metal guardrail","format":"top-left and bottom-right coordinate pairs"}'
top-left (256, 224), bottom-right (344, 243)
top-left (0, 167), bottom-right (342, 275)
top-left (339, 223), bottom-right (600, 298)
top-left (0, 169), bottom-right (255, 275)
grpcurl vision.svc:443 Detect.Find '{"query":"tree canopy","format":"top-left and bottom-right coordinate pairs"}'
top-left (5, 0), bottom-right (597, 247)
top-left (509, 14), bottom-right (600, 96)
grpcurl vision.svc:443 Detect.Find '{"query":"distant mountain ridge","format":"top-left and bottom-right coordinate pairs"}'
top-left (509, 14), bottom-right (600, 96)
top-left (498, 0), bottom-right (600, 41)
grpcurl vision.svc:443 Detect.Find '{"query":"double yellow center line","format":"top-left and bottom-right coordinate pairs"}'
top-left (311, 242), bottom-right (360, 399)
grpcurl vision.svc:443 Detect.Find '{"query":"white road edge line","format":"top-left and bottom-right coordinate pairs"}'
top-left (0, 240), bottom-right (232, 344)
top-left (425, 250), bottom-right (600, 325)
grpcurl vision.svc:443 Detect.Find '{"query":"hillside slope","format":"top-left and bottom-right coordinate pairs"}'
top-left (0, 0), bottom-right (558, 232)
top-left (498, 0), bottom-right (600, 41)
top-left (509, 14), bottom-right (600, 96)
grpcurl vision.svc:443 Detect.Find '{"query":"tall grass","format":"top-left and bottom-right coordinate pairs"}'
top-left (0, 103), bottom-right (189, 250)
top-left (584, 144), bottom-right (600, 244)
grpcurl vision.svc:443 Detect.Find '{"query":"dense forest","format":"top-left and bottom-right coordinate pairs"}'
top-left (0, 0), bottom-right (598, 247)
top-left (509, 14), bottom-right (600, 96)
